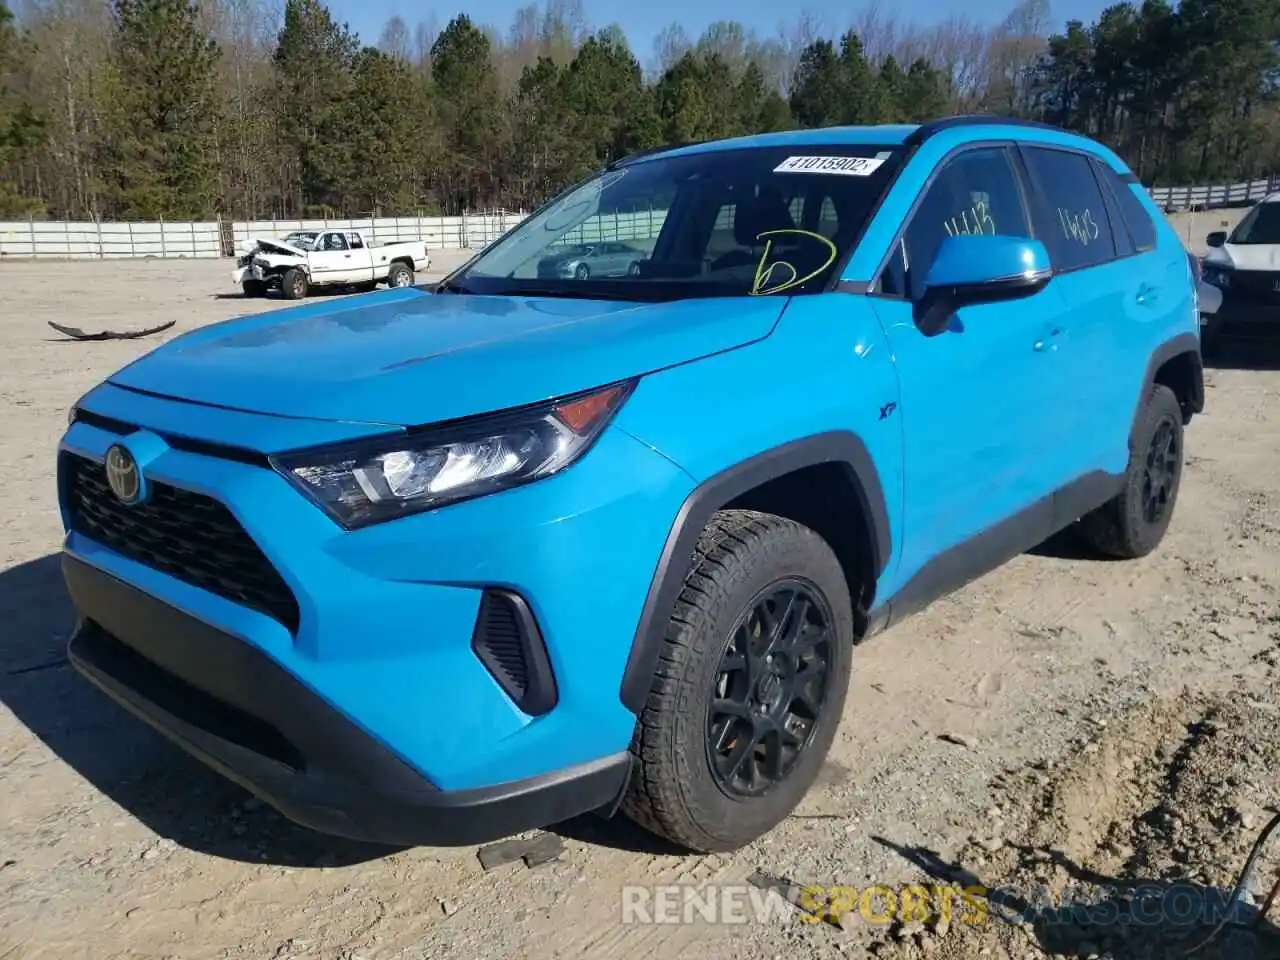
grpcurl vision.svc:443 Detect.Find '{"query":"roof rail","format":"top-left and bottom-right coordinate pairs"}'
top-left (607, 142), bottom-right (699, 169)
top-left (903, 114), bottom-right (1068, 146)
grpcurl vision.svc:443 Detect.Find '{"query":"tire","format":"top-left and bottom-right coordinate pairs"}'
top-left (387, 262), bottom-right (413, 288)
top-left (627, 261), bottom-right (641, 276)
top-left (575, 263), bottom-right (590, 280)
top-left (620, 509), bottom-right (855, 853)
top-left (281, 267), bottom-right (307, 300)
top-left (241, 279), bottom-right (266, 298)
top-left (1077, 383), bottom-right (1184, 559)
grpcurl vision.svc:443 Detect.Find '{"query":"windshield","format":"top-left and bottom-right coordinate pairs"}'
top-left (1228, 202), bottom-right (1280, 245)
top-left (283, 232), bottom-right (318, 250)
top-left (453, 144), bottom-right (903, 301)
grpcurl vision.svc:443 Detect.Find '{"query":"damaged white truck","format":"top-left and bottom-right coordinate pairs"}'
top-left (232, 229), bottom-right (432, 300)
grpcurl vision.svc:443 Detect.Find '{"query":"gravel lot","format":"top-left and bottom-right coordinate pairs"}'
top-left (3, 257), bottom-right (1280, 959)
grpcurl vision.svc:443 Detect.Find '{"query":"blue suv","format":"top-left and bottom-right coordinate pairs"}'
top-left (56, 116), bottom-right (1203, 854)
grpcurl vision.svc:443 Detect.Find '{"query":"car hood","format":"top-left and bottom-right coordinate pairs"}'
top-left (1203, 242), bottom-right (1280, 271)
top-left (108, 287), bottom-right (786, 426)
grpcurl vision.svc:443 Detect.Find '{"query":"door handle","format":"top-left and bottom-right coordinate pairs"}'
top-left (344, 253), bottom-right (352, 258)
top-left (1033, 326), bottom-right (1062, 352)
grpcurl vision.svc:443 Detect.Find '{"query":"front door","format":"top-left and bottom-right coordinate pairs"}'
top-left (869, 145), bottom-right (1075, 586)
top-left (309, 231), bottom-right (356, 284)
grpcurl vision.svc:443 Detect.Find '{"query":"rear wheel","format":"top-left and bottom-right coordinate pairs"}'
top-left (1077, 383), bottom-right (1184, 559)
top-left (387, 262), bottom-right (414, 288)
top-left (621, 509), bottom-right (854, 853)
top-left (575, 263), bottom-right (590, 280)
top-left (280, 267), bottom-right (307, 300)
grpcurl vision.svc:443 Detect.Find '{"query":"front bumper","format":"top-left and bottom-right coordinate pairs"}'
top-left (64, 553), bottom-right (630, 846)
top-left (58, 385), bottom-right (693, 809)
top-left (232, 261), bottom-right (266, 285)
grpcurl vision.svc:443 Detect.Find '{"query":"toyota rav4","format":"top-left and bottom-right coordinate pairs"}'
top-left (56, 116), bottom-right (1203, 854)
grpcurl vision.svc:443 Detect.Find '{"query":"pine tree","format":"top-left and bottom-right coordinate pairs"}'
top-left (274, 0), bottom-right (360, 214)
top-left (0, 1), bottom-right (45, 216)
top-left (431, 14), bottom-right (502, 211)
top-left (105, 0), bottom-right (221, 218)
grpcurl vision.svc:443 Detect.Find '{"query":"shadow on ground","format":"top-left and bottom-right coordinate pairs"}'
top-left (0, 552), bottom-right (677, 863)
top-left (872, 836), bottom-right (1280, 958)
top-left (0, 553), bottom-right (398, 867)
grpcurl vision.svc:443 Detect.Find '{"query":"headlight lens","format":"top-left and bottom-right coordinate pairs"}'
top-left (1205, 266), bottom-right (1231, 288)
top-left (272, 379), bottom-right (636, 528)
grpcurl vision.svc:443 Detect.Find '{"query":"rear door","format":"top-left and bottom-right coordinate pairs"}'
top-left (1018, 146), bottom-right (1170, 486)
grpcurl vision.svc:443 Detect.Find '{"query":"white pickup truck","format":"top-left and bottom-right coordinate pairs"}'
top-left (232, 229), bottom-right (432, 300)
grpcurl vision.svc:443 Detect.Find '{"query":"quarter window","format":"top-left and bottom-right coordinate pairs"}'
top-left (1021, 147), bottom-right (1118, 270)
top-left (1096, 164), bottom-right (1156, 252)
top-left (880, 146), bottom-right (1032, 298)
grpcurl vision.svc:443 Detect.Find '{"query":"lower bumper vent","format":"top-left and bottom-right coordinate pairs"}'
top-left (470, 589), bottom-right (557, 716)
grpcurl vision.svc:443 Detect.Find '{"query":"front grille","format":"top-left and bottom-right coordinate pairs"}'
top-left (62, 453), bottom-right (300, 632)
top-left (1228, 270), bottom-right (1280, 305)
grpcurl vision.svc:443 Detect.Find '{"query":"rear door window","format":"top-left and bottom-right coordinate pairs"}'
top-left (1020, 147), bottom-right (1119, 271)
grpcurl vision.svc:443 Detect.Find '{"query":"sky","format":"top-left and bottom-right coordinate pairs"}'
top-left (329, 0), bottom-right (1119, 64)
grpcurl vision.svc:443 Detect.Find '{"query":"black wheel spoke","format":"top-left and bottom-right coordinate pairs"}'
top-left (722, 734), bottom-right (756, 782)
top-left (760, 729), bottom-right (785, 781)
top-left (712, 698), bottom-right (751, 721)
top-left (1139, 417), bottom-right (1179, 525)
top-left (790, 622), bottom-right (829, 655)
top-left (779, 724), bottom-right (804, 749)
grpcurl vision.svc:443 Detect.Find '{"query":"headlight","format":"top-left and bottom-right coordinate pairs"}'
top-left (272, 380), bottom-right (636, 528)
top-left (1205, 267), bottom-right (1231, 288)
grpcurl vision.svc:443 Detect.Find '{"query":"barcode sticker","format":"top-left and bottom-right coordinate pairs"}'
top-left (773, 153), bottom-right (891, 176)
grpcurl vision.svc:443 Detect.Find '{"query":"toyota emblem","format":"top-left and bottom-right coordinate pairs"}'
top-left (104, 444), bottom-right (145, 505)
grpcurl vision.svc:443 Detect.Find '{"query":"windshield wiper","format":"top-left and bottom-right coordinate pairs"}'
top-left (435, 278), bottom-right (472, 294)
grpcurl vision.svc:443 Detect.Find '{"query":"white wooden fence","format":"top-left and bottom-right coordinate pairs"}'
top-left (0, 208), bottom-right (679, 260)
top-left (1147, 175), bottom-right (1280, 210)
top-left (0, 213), bottom-right (534, 260)
top-left (2, 169), bottom-right (1273, 260)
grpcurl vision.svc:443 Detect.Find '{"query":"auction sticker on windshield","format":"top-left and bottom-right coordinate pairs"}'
top-left (773, 153), bottom-right (891, 176)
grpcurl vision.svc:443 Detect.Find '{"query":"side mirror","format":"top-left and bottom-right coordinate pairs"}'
top-left (1205, 231), bottom-right (1227, 248)
top-left (915, 234), bottom-right (1053, 336)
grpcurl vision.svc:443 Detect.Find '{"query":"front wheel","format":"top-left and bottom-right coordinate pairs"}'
top-left (1077, 383), bottom-right (1184, 559)
top-left (620, 509), bottom-right (854, 853)
top-left (387, 262), bottom-right (414, 288)
top-left (280, 267), bottom-right (308, 300)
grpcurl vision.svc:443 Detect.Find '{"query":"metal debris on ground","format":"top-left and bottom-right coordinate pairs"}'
top-left (47, 319), bottom-right (176, 340)
top-left (476, 832), bottom-right (565, 872)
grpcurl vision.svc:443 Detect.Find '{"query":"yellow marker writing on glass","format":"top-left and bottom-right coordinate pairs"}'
top-left (749, 228), bottom-right (838, 296)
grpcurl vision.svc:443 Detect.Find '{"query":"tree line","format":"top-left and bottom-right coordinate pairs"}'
top-left (1, 0), bottom-right (1277, 221)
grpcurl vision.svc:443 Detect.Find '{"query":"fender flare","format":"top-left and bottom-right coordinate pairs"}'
top-left (1129, 331), bottom-right (1203, 451)
top-left (618, 431), bottom-right (892, 714)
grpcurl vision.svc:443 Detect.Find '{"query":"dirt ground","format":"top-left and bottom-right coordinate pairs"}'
top-left (4, 258), bottom-right (1280, 960)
